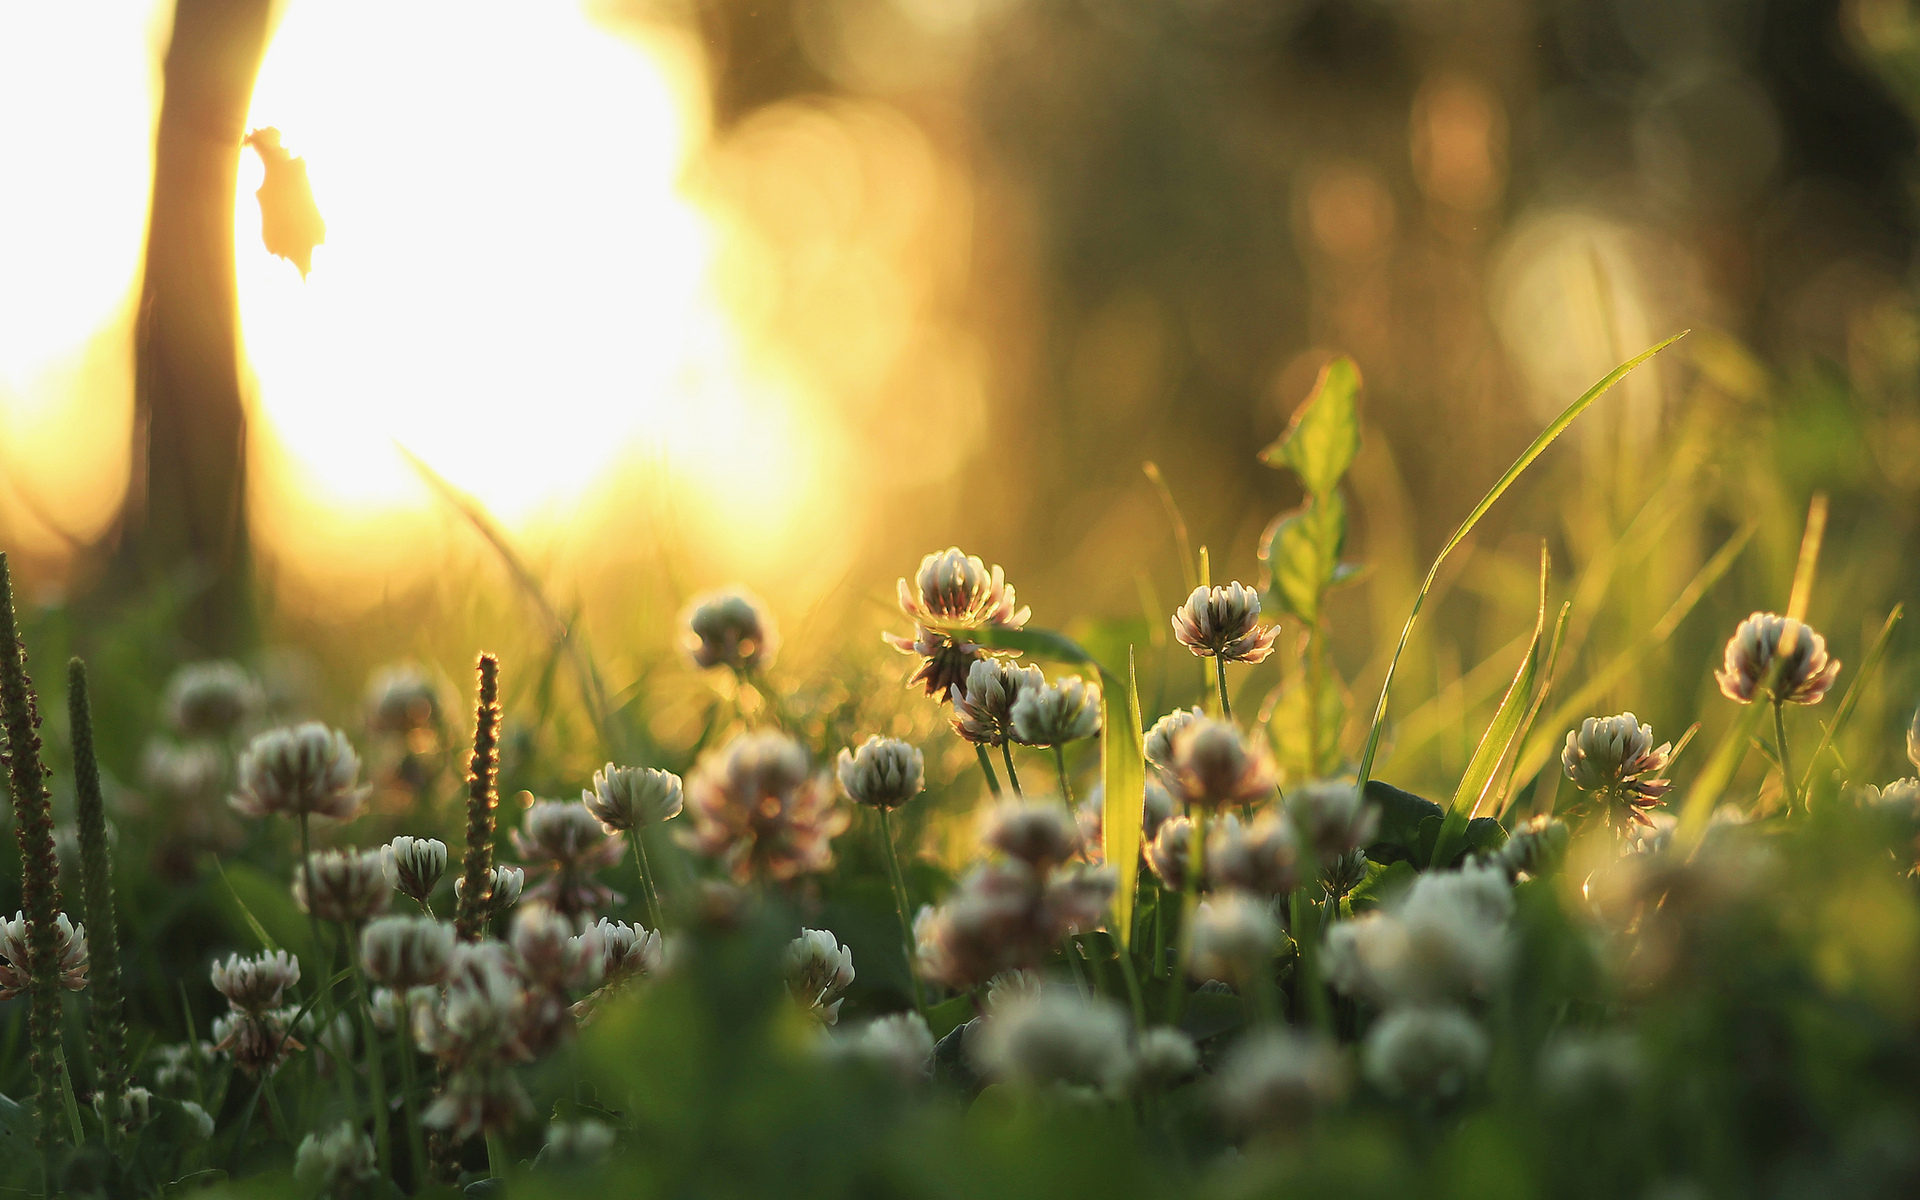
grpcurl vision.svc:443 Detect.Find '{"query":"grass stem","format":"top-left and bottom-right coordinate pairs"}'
top-left (628, 828), bottom-right (663, 931)
top-left (876, 807), bottom-right (927, 1017)
top-left (974, 745), bottom-right (1003, 798)
top-left (1000, 742), bottom-right (1024, 797)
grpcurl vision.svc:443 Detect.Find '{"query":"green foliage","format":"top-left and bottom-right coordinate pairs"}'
top-left (1260, 356), bottom-right (1361, 497)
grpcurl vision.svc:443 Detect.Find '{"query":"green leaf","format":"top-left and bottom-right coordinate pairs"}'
top-left (1262, 355), bottom-right (1361, 495)
top-left (1430, 549), bottom-right (1551, 869)
top-left (1271, 669), bottom-right (1347, 781)
top-left (1356, 331), bottom-right (1687, 791)
top-left (1261, 491), bottom-right (1347, 624)
top-left (1348, 858), bottom-right (1416, 913)
top-left (1101, 648), bottom-right (1146, 948)
top-left (1363, 780), bottom-right (1444, 864)
top-left (924, 994), bottom-right (975, 1041)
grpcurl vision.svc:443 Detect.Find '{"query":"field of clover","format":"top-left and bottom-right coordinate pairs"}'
top-left (6, 336), bottom-right (1920, 1200)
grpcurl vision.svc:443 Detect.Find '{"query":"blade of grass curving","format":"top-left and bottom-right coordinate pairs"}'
top-left (975, 626), bottom-right (1124, 693)
top-left (212, 858), bottom-right (279, 953)
top-left (1429, 548), bottom-right (1550, 866)
top-left (1143, 462), bottom-right (1198, 595)
top-left (1356, 331), bottom-right (1689, 791)
top-left (397, 444), bottom-right (621, 757)
top-left (1798, 604), bottom-right (1903, 795)
top-left (1509, 524), bottom-right (1753, 785)
top-left (1103, 648), bottom-right (1146, 948)
top-left (1494, 600), bottom-right (1572, 819)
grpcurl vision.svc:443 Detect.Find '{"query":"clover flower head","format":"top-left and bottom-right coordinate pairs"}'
top-left (1171, 582), bottom-right (1279, 664)
top-left (682, 588), bottom-right (779, 673)
top-left (684, 731), bottom-right (848, 883)
top-left (592, 917), bottom-right (667, 987)
top-left (383, 835), bottom-right (448, 904)
top-left (164, 660), bottom-right (261, 738)
top-left (1562, 712), bottom-right (1673, 830)
top-left (454, 864), bottom-right (526, 917)
top-left (0, 910), bottom-right (88, 1000)
top-left (361, 915), bottom-right (455, 988)
top-left (1208, 812), bottom-right (1300, 896)
top-left (515, 799), bottom-right (623, 916)
top-left (1857, 777), bottom-right (1920, 812)
top-left (423, 1069), bottom-right (534, 1140)
top-left (830, 1012), bottom-right (935, 1083)
top-left (149, 1041), bottom-right (215, 1094)
top-left (365, 664), bottom-right (442, 736)
top-left (212, 1010), bottom-right (301, 1075)
top-left (1495, 815), bottom-right (1570, 881)
top-left (141, 739), bottom-right (225, 804)
top-left (1213, 1029), bottom-right (1349, 1132)
top-left (1537, 1030), bottom-right (1642, 1105)
top-left (949, 658), bottom-right (1047, 748)
top-left (1324, 862), bottom-right (1512, 1008)
top-left (1166, 718), bottom-right (1277, 811)
top-left (1144, 707), bottom-right (1205, 772)
top-left (896, 547), bottom-right (1032, 633)
top-left (179, 1100), bottom-right (214, 1141)
top-left (914, 861), bottom-right (1114, 989)
top-left (511, 907), bottom-right (605, 992)
top-left (980, 800), bottom-right (1082, 868)
top-left (1362, 1006), bottom-right (1490, 1099)
top-left (971, 989), bottom-right (1134, 1094)
top-left (1287, 779), bottom-right (1380, 862)
top-left (1715, 612), bottom-right (1842, 705)
top-left (786, 928), bottom-right (856, 1024)
top-left (413, 941), bottom-right (529, 1068)
top-left (1126, 1028), bottom-right (1200, 1092)
top-left (294, 849), bottom-right (392, 924)
top-left (837, 736), bottom-right (925, 810)
top-left (210, 948), bottom-right (300, 1014)
top-left (544, 1119), bottom-right (618, 1168)
top-left (985, 967), bottom-right (1043, 1013)
top-left (92, 1085), bottom-right (153, 1129)
top-left (884, 623), bottom-right (1000, 700)
top-left (1011, 675), bottom-right (1102, 747)
top-left (1145, 816), bottom-right (1198, 893)
top-left (294, 1122), bottom-right (378, 1196)
top-left (585, 764), bottom-right (684, 833)
top-left (1320, 847), bottom-right (1370, 899)
top-left (1075, 779), bottom-right (1178, 862)
top-left (1189, 891), bottom-right (1281, 986)
top-left (231, 723), bottom-right (366, 821)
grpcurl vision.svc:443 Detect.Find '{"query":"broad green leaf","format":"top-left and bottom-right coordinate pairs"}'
top-left (924, 993), bottom-right (975, 1040)
top-left (1356, 331), bottom-right (1687, 791)
top-left (1270, 668), bottom-right (1347, 780)
top-left (1429, 551), bottom-right (1551, 868)
top-left (1348, 858), bottom-right (1416, 913)
top-left (1262, 355), bottom-right (1361, 496)
top-left (1261, 491), bottom-right (1346, 624)
top-left (1102, 648), bottom-right (1146, 948)
top-left (973, 625), bottom-right (1122, 692)
top-left (1363, 780), bottom-right (1444, 864)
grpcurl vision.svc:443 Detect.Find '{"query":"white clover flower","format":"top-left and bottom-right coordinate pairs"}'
top-left (1361, 1007), bottom-right (1489, 1099)
top-left (830, 1012), bottom-right (936, 1083)
top-left (231, 723), bottom-right (366, 821)
top-left (1287, 779), bottom-right (1379, 862)
top-left (1208, 812), bottom-right (1300, 896)
top-left (971, 990), bottom-right (1134, 1095)
top-left (1856, 778), bottom-right (1920, 811)
top-left (365, 664), bottom-right (442, 736)
top-left (1323, 862), bottom-right (1512, 1009)
top-left (164, 660), bottom-right (261, 738)
top-left (681, 588), bottom-right (779, 673)
top-left (1189, 892), bottom-right (1281, 986)
top-left (383, 836), bottom-right (448, 905)
top-left (836, 736), bottom-right (925, 811)
top-left (985, 968), bottom-right (1043, 1013)
top-left (360, 915), bottom-right (455, 989)
top-left (980, 801), bottom-right (1082, 868)
top-left (1166, 719), bottom-right (1276, 811)
top-left (1144, 707), bottom-right (1204, 772)
top-left (949, 658), bottom-right (1046, 748)
top-left (149, 1041), bottom-right (214, 1094)
top-left (512, 908), bottom-right (605, 992)
top-left (294, 849), bottom-right (393, 924)
top-left (423, 1068), bottom-right (533, 1140)
top-left (1171, 583), bottom-right (1279, 664)
top-left (1010, 676), bottom-right (1102, 748)
top-left (209, 949), bottom-right (300, 1014)
top-left (544, 1119), bottom-right (618, 1167)
top-left (1563, 712), bottom-right (1673, 831)
top-left (0, 911), bottom-right (88, 1000)
top-left (295, 1121), bottom-right (378, 1194)
top-left (593, 918), bottom-right (667, 986)
top-left (454, 864), bottom-right (526, 916)
top-left (685, 731), bottom-right (847, 884)
top-left (584, 763), bottom-right (684, 833)
top-left (1126, 1028), bottom-right (1199, 1092)
top-left (785, 928), bottom-right (856, 1024)
top-left (1214, 1029), bottom-right (1349, 1132)
top-left (1715, 612), bottom-right (1842, 705)
top-left (1538, 1030), bottom-right (1641, 1104)
top-left (92, 1085), bottom-right (152, 1129)
top-left (179, 1100), bottom-right (215, 1141)
top-left (1495, 815), bottom-right (1569, 881)
top-left (1145, 816), bottom-right (1197, 893)
top-left (211, 1010), bottom-right (300, 1076)
top-left (141, 739), bottom-right (225, 804)
top-left (893, 547), bottom-right (1031, 633)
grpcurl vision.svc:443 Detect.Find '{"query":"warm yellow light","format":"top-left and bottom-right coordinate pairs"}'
top-left (239, 1), bottom-right (819, 574)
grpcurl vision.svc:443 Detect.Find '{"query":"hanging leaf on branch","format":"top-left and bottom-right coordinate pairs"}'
top-left (242, 126), bottom-right (325, 277)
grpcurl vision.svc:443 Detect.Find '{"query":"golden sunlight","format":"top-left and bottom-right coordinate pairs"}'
top-left (238, 1), bottom-right (824, 579)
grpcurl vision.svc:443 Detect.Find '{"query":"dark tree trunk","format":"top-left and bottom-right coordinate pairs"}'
top-left (122, 0), bottom-right (275, 655)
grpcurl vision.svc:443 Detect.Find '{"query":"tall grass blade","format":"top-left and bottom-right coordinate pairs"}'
top-left (1798, 604), bottom-right (1903, 795)
top-left (1356, 331), bottom-right (1688, 790)
top-left (1494, 600), bottom-right (1572, 818)
top-left (1429, 548), bottom-right (1550, 866)
top-left (1102, 648), bottom-right (1146, 947)
top-left (1142, 462), bottom-right (1198, 595)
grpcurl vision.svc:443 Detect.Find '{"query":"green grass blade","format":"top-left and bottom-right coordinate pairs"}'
top-left (1495, 600), bottom-right (1572, 818)
top-left (1798, 604), bottom-right (1903, 795)
top-left (1429, 548), bottom-right (1550, 867)
top-left (1356, 331), bottom-right (1688, 790)
top-left (1675, 700), bottom-right (1771, 851)
top-left (1103, 648), bottom-right (1146, 948)
top-left (212, 857), bottom-right (280, 954)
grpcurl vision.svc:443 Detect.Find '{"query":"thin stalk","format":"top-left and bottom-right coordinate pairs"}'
top-left (347, 937), bottom-right (393, 1174)
top-left (1289, 890), bottom-right (1332, 1033)
top-left (1305, 625), bottom-right (1324, 776)
top-left (1153, 883), bottom-right (1168, 979)
top-left (1114, 935), bottom-right (1147, 1028)
top-left (1051, 745), bottom-right (1075, 811)
top-left (627, 828), bottom-right (663, 931)
top-left (1000, 743), bottom-right (1024, 797)
top-left (297, 813), bottom-right (323, 978)
top-left (1167, 809), bottom-right (1209, 1027)
top-left (1772, 698), bottom-right (1798, 812)
top-left (1214, 658), bottom-right (1233, 723)
top-left (488, 1131), bottom-right (509, 1178)
top-left (876, 808), bottom-right (926, 1016)
top-left (395, 1022), bottom-right (428, 1192)
top-left (974, 745), bottom-right (1003, 798)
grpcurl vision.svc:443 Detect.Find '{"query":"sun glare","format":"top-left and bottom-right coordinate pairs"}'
top-left (239, 1), bottom-right (816, 575)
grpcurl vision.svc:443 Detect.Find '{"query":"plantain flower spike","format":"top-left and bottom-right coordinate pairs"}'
top-left (585, 764), bottom-right (684, 833)
top-left (1010, 675), bottom-right (1102, 748)
top-left (1562, 713), bottom-right (1673, 830)
top-left (1715, 612), bottom-right (1841, 705)
top-left (836, 736), bottom-right (925, 810)
top-left (681, 588), bottom-right (779, 674)
top-left (1171, 583), bottom-right (1279, 664)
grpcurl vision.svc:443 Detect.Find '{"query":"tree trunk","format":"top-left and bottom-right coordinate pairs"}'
top-left (122, 0), bottom-right (275, 654)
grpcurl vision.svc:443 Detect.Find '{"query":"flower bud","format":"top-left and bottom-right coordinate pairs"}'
top-left (382, 836), bottom-right (448, 904)
top-left (1171, 583), bottom-right (1278, 664)
top-left (1166, 718), bottom-right (1277, 811)
top-left (836, 736), bottom-right (925, 810)
top-left (681, 588), bottom-right (778, 673)
top-left (584, 764), bottom-right (684, 832)
top-left (1010, 676), bottom-right (1102, 747)
top-left (785, 928), bottom-right (856, 1024)
top-left (293, 850), bottom-right (392, 924)
top-left (360, 915), bottom-right (455, 988)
